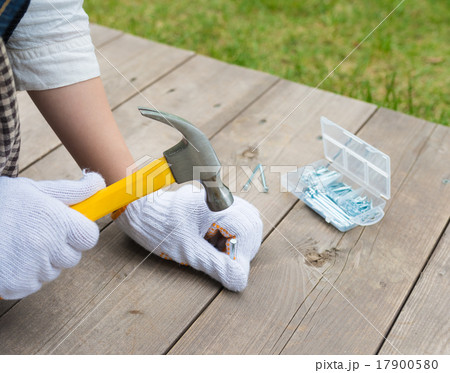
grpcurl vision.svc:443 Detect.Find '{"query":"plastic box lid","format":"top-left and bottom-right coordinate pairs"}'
top-left (321, 117), bottom-right (391, 199)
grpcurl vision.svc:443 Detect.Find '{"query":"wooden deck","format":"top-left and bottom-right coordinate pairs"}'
top-left (1, 24), bottom-right (449, 355)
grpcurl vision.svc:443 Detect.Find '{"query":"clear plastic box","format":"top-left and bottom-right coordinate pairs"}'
top-left (282, 117), bottom-right (391, 232)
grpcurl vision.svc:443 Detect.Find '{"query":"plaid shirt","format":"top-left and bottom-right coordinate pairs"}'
top-left (0, 38), bottom-right (20, 177)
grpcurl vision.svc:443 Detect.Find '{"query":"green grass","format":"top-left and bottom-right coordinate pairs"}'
top-left (85, 0), bottom-right (449, 125)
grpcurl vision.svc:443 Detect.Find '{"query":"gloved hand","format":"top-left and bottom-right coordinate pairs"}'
top-left (0, 172), bottom-right (106, 300)
top-left (115, 185), bottom-right (263, 291)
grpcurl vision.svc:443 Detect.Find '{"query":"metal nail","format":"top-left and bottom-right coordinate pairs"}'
top-left (327, 182), bottom-right (346, 189)
top-left (317, 171), bottom-right (341, 186)
top-left (315, 166), bottom-right (329, 175)
top-left (330, 185), bottom-right (352, 195)
top-left (259, 164), bottom-right (269, 192)
top-left (230, 238), bottom-right (237, 259)
top-left (242, 164), bottom-right (261, 191)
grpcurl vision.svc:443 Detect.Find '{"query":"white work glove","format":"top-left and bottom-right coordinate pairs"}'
top-left (0, 172), bottom-right (106, 300)
top-left (115, 185), bottom-right (263, 291)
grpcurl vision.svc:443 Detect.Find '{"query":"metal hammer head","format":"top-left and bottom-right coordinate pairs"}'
top-left (138, 107), bottom-right (234, 212)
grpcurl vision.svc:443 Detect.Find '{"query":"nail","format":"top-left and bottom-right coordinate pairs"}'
top-left (317, 171), bottom-right (341, 186)
top-left (230, 238), bottom-right (237, 260)
top-left (330, 185), bottom-right (352, 195)
top-left (242, 164), bottom-right (261, 191)
top-left (259, 164), bottom-right (269, 192)
top-left (315, 166), bottom-right (329, 175)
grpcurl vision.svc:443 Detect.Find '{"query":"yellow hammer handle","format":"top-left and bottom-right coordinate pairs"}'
top-left (71, 157), bottom-right (175, 221)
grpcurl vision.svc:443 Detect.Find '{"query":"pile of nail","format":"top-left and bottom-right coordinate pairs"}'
top-left (301, 165), bottom-right (373, 231)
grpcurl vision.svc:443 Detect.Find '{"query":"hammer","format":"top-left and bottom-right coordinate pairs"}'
top-left (70, 107), bottom-right (234, 220)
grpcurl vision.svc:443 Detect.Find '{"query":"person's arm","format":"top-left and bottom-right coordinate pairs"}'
top-left (28, 78), bottom-right (134, 185)
top-left (6, 0), bottom-right (133, 185)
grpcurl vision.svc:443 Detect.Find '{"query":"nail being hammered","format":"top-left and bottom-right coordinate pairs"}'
top-left (230, 238), bottom-right (237, 259)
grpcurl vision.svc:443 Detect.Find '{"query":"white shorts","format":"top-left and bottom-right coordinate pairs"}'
top-left (6, 0), bottom-right (100, 91)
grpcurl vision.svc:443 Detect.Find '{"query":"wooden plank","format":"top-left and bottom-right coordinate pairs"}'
top-left (38, 81), bottom-right (376, 354)
top-left (0, 54), bottom-right (279, 354)
top-left (379, 225), bottom-right (450, 355)
top-left (169, 109), bottom-right (445, 354)
top-left (108, 55), bottom-right (278, 141)
top-left (0, 301), bottom-right (16, 317)
top-left (95, 33), bottom-right (194, 109)
top-left (89, 23), bottom-right (123, 48)
top-left (278, 121), bottom-right (449, 354)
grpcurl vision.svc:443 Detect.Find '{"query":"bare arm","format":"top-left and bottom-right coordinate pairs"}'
top-left (28, 77), bottom-right (134, 185)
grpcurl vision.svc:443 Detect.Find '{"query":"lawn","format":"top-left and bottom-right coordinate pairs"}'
top-left (84, 0), bottom-right (449, 125)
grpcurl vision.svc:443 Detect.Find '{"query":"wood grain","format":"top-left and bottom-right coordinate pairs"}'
top-left (169, 109), bottom-right (447, 354)
top-left (106, 54), bottom-right (278, 145)
top-left (95, 33), bottom-right (194, 109)
top-left (0, 300), bottom-right (16, 317)
top-left (41, 81), bottom-right (375, 354)
top-left (379, 224), bottom-right (450, 354)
